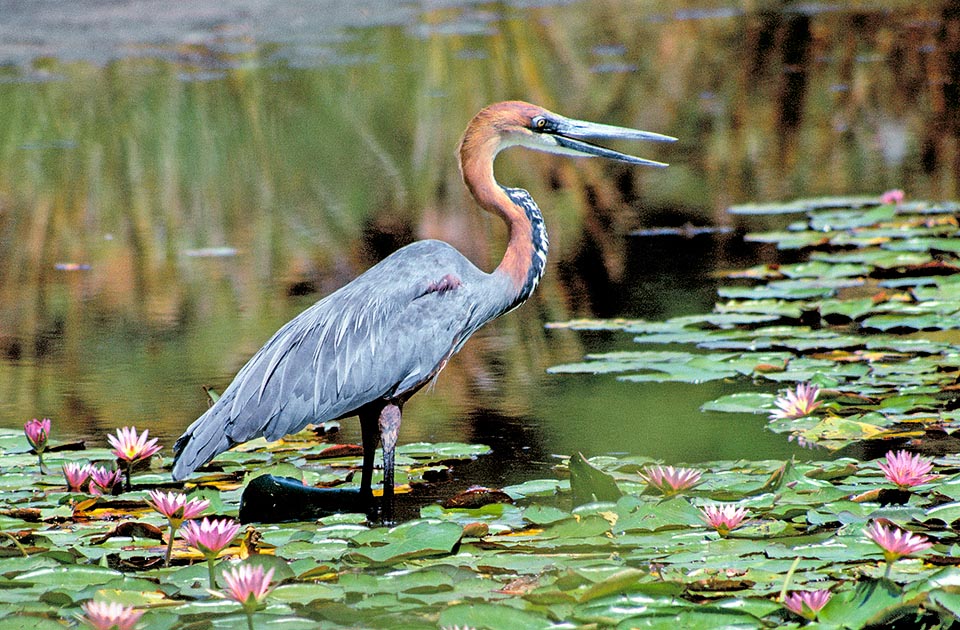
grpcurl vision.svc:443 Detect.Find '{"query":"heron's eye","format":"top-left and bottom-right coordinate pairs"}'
top-left (532, 116), bottom-right (547, 131)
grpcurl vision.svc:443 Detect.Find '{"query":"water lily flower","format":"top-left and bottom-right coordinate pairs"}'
top-left (865, 521), bottom-right (932, 573)
top-left (24, 418), bottom-right (51, 472)
top-left (79, 600), bottom-right (144, 630)
top-left (88, 465), bottom-right (123, 496)
top-left (107, 426), bottom-right (162, 491)
top-left (878, 450), bottom-right (938, 489)
top-left (181, 517), bottom-right (242, 588)
top-left (640, 465), bottom-right (702, 496)
top-left (62, 462), bottom-right (93, 492)
top-left (699, 504), bottom-right (749, 536)
top-left (217, 563), bottom-right (275, 630)
top-left (769, 382), bottom-right (822, 420)
top-left (147, 490), bottom-right (210, 567)
top-left (880, 189), bottom-right (905, 205)
top-left (181, 517), bottom-right (241, 555)
top-left (783, 589), bottom-right (832, 620)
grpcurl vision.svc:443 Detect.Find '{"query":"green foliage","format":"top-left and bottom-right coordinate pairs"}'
top-left (1, 429), bottom-right (959, 627)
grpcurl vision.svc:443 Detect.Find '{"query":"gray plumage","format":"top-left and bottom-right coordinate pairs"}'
top-left (171, 237), bottom-right (529, 481)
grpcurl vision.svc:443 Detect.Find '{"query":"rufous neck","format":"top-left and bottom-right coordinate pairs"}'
top-left (458, 135), bottom-right (536, 293)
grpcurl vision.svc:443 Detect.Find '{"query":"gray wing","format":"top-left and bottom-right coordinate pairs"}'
top-left (172, 240), bottom-right (506, 479)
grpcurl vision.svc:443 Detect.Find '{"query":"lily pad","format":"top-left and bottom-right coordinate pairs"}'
top-left (348, 520), bottom-right (463, 565)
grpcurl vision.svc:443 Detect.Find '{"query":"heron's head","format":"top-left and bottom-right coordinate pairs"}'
top-left (459, 101), bottom-right (676, 170)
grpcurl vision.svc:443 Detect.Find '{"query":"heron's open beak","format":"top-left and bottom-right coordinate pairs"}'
top-left (549, 117), bottom-right (676, 167)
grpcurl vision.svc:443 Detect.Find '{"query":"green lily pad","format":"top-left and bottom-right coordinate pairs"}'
top-left (570, 452), bottom-right (623, 506)
top-left (438, 602), bottom-right (554, 630)
top-left (348, 520), bottom-right (463, 565)
top-left (701, 392), bottom-right (775, 414)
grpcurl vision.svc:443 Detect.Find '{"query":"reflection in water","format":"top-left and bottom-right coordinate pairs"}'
top-left (0, 2), bottom-right (958, 481)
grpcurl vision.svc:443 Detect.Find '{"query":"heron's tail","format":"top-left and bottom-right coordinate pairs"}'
top-left (171, 403), bottom-right (237, 481)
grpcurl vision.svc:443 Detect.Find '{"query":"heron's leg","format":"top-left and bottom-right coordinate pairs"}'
top-left (378, 403), bottom-right (402, 509)
top-left (358, 407), bottom-right (381, 498)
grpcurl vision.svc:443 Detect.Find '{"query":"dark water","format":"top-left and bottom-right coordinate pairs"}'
top-left (1, 1), bottom-right (957, 488)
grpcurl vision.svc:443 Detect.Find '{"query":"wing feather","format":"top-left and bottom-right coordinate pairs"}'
top-left (172, 240), bottom-right (509, 480)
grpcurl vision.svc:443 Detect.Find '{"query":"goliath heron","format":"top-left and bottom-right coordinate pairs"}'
top-left (172, 101), bottom-right (674, 510)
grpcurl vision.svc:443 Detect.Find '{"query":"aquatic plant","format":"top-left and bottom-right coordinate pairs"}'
top-left (61, 462), bottom-right (93, 492)
top-left (640, 465), bottom-right (702, 496)
top-left (0, 427), bottom-right (956, 628)
top-left (880, 189), bottom-right (905, 205)
top-left (769, 383), bottom-right (822, 420)
top-left (79, 600), bottom-right (144, 630)
top-left (88, 465), bottom-right (123, 496)
top-left (865, 521), bottom-right (932, 574)
top-left (877, 450), bottom-right (937, 489)
top-left (783, 589), bottom-right (831, 620)
top-left (181, 517), bottom-right (242, 588)
top-left (217, 564), bottom-right (275, 630)
top-left (146, 490), bottom-right (210, 567)
top-left (23, 418), bottom-right (50, 472)
top-left (699, 503), bottom-right (748, 536)
top-left (107, 426), bottom-right (162, 491)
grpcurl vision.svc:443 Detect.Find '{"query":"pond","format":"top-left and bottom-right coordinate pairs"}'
top-left (0, 0), bottom-right (957, 492)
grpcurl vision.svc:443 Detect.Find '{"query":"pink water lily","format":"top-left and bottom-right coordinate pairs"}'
top-left (181, 517), bottom-right (241, 555)
top-left (24, 418), bottom-right (51, 472)
top-left (88, 465), bottom-right (123, 496)
top-left (79, 600), bottom-right (144, 630)
top-left (784, 589), bottom-right (832, 620)
top-left (880, 189), bottom-right (905, 205)
top-left (147, 490), bottom-right (210, 567)
top-left (878, 450), bottom-right (938, 489)
top-left (148, 490), bottom-right (210, 524)
top-left (769, 383), bottom-right (822, 420)
top-left (699, 504), bottom-right (749, 536)
top-left (62, 462), bottom-right (93, 492)
top-left (108, 426), bottom-right (162, 462)
top-left (641, 465), bottom-right (702, 496)
top-left (107, 426), bottom-right (162, 490)
top-left (218, 563), bottom-right (275, 630)
top-left (181, 517), bottom-right (242, 588)
top-left (219, 563), bottom-right (275, 615)
top-left (24, 417), bottom-right (50, 451)
top-left (865, 521), bottom-right (932, 570)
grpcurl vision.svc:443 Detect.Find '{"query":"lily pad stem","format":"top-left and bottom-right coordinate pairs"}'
top-left (0, 531), bottom-right (28, 557)
top-left (123, 460), bottom-right (133, 492)
top-left (163, 525), bottom-right (176, 567)
top-left (778, 556), bottom-right (802, 602)
top-left (206, 554), bottom-right (217, 590)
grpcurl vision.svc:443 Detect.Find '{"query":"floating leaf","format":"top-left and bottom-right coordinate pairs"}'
top-left (348, 520), bottom-right (463, 564)
top-left (818, 578), bottom-right (906, 628)
top-left (438, 602), bottom-right (554, 630)
top-left (613, 497), bottom-right (706, 532)
top-left (701, 392), bottom-right (774, 414)
top-left (570, 452), bottom-right (623, 506)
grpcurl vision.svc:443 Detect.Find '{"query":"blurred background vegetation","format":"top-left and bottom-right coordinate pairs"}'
top-left (0, 0), bottom-right (957, 484)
